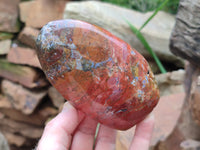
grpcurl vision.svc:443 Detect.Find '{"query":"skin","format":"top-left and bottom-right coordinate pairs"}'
top-left (36, 102), bottom-right (155, 150)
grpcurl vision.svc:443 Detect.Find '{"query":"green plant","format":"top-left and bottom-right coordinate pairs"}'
top-left (102, 0), bottom-right (179, 14)
top-left (0, 59), bottom-right (24, 75)
top-left (0, 32), bottom-right (13, 40)
top-left (126, 0), bottom-right (170, 73)
top-left (126, 20), bottom-right (167, 73)
top-left (102, 0), bottom-right (130, 8)
top-left (163, 0), bottom-right (180, 14)
top-left (129, 0), bottom-right (164, 12)
top-left (138, 0), bottom-right (169, 32)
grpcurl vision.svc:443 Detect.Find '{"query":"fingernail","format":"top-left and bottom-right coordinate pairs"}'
top-left (143, 113), bottom-right (155, 123)
top-left (62, 102), bottom-right (74, 112)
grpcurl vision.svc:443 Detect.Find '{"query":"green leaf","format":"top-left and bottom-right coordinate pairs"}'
top-left (125, 20), bottom-right (167, 73)
top-left (139, 0), bottom-right (169, 32)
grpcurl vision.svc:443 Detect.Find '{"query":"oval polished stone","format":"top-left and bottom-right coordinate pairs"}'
top-left (36, 19), bottom-right (159, 130)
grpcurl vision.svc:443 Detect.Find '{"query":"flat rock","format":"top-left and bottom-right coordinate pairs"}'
top-left (19, 1), bottom-right (34, 23)
top-left (7, 46), bottom-right (41, 68)
top-left (0, 40), bottom-right (11, 55)
top-left (20, 0), bottom-right (68, 28)
top-left (151, 93), bottom-right (185, 146)
top-left (0, 0), bottom-right (20, 32)
top-left (1, 80), bottom-right (47, 114)
top-left (48, 87), bottom-right (65, 108)
top-left (0, 117), bottom-right (43, 139)
top-left (116, 92), bottom-right (185, 150)
top-left (18, 27), bottom-right (40, 49)
top-left (3, 131), bottom-right (26, 147)
top-left (170, 0), bottom-right (200, 67)
top-left (64, 1), bottom-right (183, 65)
top-left (0, 104), bottom-right (57, 126)
top-left (0, 59), bottom-right (48, 88)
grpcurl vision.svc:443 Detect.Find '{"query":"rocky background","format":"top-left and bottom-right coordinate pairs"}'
top-left (0, 0), bottom-right (198, 150)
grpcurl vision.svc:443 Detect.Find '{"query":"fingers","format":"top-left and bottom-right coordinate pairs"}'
top-left (70, 117), bottom-right (98, 150)
top-left (36, 102), bottom-right (84, 150)
top-left (95, 125), bottom-right (117, 150)
top-left (37, 102), bottom-right (154, 150)
top-left (129, 113), bottom-right (155, 150)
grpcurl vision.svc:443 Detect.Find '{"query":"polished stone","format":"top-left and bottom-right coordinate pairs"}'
top-left (36, 19), bottom-right (159, 130)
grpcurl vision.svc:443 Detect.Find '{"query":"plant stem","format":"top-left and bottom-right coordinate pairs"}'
top-left (126, 20), bottom-right (167, 73)
top-left (93, 123), bottom-right (100, 149)
top-left (139, 0), bottom-right (170, 32)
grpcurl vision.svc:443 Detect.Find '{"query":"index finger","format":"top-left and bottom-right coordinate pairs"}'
top-left (36, 102), bottom-right (84, 150)
top-left (129, 113), bottom-right (155, 150)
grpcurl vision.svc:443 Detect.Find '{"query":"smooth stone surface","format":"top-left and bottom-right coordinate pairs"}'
top-left (64, 1), bottom-right (183, 67)
top-left (116, 92), bottom-right (185, 150)
top-left (36, 19), bottom-right (159, 130)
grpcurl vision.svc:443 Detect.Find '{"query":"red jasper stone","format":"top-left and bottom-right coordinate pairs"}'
top-left (36, 19), bottom-right (159, 130)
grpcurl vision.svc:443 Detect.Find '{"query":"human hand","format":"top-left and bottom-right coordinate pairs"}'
top-left (36, 102), bottom-right (154, 150)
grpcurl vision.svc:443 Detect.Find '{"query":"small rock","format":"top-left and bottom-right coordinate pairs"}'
top-left (0, 105), bottom-right (57, 126)
top-left (155, 69), bottom-right (185, 96)
top-left (21, 0), bottom-right (68, 28)
top-left (170, 69), bottom-right (185, 83)
top-left (7, 46), bottom-right (41, 68)
top-left (0, 40), bottom-right (11, 55)
top-left (0, 132), bottom-right (9, 150)
top-left (180, 139), bottom-right (200, 150)
top-left (64, 1), bottom-right (183, 65)
top-left (0, 0), bottom-right (20, 32)
top-left (18, 27), bottom-right (40, 49)
top-left (0, 59), bottom-right (48, 88)
top-left (1, 80), bottom-right (47, 114)
top-left (48, 87), bottom-right (65, 108)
